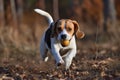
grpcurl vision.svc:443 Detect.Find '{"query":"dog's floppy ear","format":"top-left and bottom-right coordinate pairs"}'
top-left (72, 20), bottom-right (85, 39)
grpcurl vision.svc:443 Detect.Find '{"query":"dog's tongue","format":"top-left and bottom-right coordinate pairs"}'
top-left (61, 40), bottom-right (70, 47)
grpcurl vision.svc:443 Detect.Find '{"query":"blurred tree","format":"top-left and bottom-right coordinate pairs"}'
top-left (70, 0), bottom-right (82, 20)
top-left (103, 0), bottom-right (116, 32)
top-left (10, 0), bottom-right (20, 46)
top-left (53, 0), bottom-right (59, 21)
top-left (10, 0), bottom-right (18, 28)
top-left (24, 0), bottom-right (37, 10)
top-left (36, 0), bottom-right (45, 9)
top-left (0, 0), bottom-right (5, 27)
top-left (17, 0), bottom-right (23, 23)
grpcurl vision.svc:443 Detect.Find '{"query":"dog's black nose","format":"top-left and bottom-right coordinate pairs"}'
top-left (61, 34), bottom-right (67, 40)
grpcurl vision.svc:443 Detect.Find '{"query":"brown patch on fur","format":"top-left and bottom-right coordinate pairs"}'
top-left (52, 19), bottom-right (85, 39)
top-left (59, 48), bottom-right (72, 56)
top-left (72, 20), bottom-right (85, 39)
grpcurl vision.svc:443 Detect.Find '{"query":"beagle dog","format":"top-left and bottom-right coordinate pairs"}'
top-left (34, 9), bottom-right (85, 69)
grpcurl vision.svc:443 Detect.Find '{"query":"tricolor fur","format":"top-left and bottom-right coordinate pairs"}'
top-left (34, 9), bottom-right (85, 69)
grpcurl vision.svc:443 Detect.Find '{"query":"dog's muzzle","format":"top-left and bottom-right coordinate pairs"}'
top-left (61, 34), bottom-right (67, 40)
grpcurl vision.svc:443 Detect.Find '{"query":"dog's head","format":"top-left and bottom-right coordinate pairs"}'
top-left (52, 19), bottom-right (85, 44)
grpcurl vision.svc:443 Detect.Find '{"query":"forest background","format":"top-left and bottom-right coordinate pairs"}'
top-left (0, 0), bottom-right (120, 79)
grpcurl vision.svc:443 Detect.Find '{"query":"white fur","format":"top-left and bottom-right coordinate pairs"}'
top-left (34, 9), bottom-right (53, 25)
top-left (35, 9), bottom-right (77, 69)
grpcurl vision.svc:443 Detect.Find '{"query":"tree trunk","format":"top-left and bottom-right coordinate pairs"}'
top-left (0, 0), bottom-right (5, 27)
top-left (17, 0), bottom-right (23, 24)
top-left (103, 0), bottom-right (116, 32)
top-left (10, 0), bottom-right (20, 46)
top-left (37, 0), bottom-right (45, 9)
top-left (10, 0), bottom-right (18, 28)
top-left (53, 0), bottom-right (59, 21)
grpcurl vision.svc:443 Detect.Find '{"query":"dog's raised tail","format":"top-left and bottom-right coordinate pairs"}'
top-left (34, 9), bottom-right (53, 24)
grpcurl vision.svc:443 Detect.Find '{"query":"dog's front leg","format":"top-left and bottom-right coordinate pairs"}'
top-left (51, 38), bottom-right (64, 66)
top-left (64, 49), bottom-right (76, 69)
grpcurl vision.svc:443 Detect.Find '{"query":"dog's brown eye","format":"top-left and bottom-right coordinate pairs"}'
top-left (67, 27), bottom-right (72, 32)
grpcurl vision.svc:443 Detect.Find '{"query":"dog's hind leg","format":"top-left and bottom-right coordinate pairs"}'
top-left (40, 42), bottom-right (48, 62)
top-left (40, 35), bottom-right (49, 62)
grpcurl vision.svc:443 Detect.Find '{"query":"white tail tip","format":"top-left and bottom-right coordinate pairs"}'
top-left (34, 8), bottom-right (53, 24)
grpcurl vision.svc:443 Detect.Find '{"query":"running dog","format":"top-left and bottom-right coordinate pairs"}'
top-left (34, 9), bottom-right (85, 69)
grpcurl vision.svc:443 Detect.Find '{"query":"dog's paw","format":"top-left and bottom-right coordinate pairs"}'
top-left (43, 57), bottom-right (49, 62)
top-left (56, 59), bottom-right (64, 66)
top-left (65, 58), bottom-right (72, 70)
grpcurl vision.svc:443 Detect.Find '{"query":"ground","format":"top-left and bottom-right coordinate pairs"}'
top-left (0, 16), bottom-right (120, 79)
top-left (0, 34), bottom-right (120, 80)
